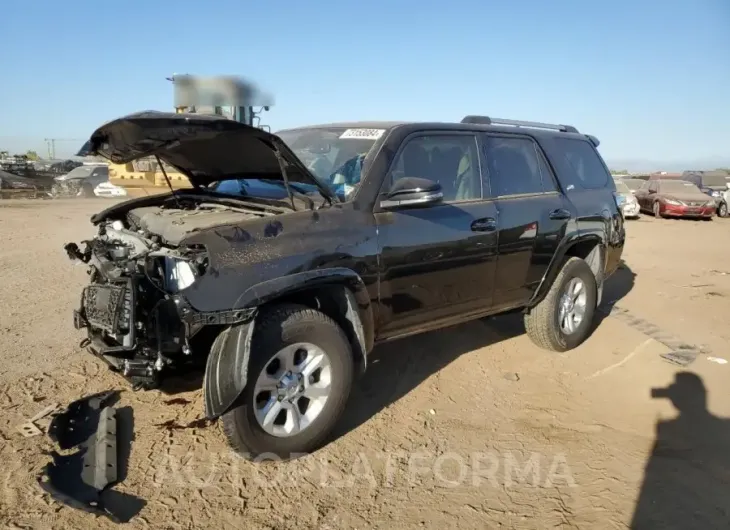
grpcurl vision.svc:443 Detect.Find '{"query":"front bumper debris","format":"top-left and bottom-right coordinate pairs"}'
top-left (38, 391), bottom-right (145, 522)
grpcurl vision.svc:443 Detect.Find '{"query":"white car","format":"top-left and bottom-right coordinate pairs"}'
top-left (614, 178), bottom-right (640, 219)
top-left (93, 181), bottom-right (128, 198)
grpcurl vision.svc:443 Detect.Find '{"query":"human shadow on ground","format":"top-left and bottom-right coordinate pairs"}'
top-left (631, 372), bottom-right (730, 529)
top-left (333, 261), bottom-right (636, 443)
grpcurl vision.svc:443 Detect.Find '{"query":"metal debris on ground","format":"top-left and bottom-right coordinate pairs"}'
top-left (15, 402), bottom-right (60, 437)
top-left (17, 422), bottom-right (43, 437)
top-left (37, 390), bottom-right (146, 523)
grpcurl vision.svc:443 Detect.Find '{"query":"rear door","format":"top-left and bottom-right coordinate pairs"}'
top-left (374, 131), bottom-right (499, 339)
top-left (481, 134), bottom-right (573, 310)
top-left (541, 136), bottom-right (623, 275)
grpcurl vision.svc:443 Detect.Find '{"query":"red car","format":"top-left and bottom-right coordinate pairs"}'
top-left (635, 179), bottom-right (716, 220)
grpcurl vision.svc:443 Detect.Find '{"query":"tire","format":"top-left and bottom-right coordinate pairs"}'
top-left (221, 304), bottom-right (354, 460)
top-left (653, 201), bottom-right (662, 219)
top-left (719, 202), bottom-right (728, 218)
top-left (524, 257), bottom-right (598, 352)
top-left (81, 183), bottom-right (94, 198)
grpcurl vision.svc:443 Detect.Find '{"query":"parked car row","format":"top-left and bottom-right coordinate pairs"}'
top-left (614, 172), bottom-right (730, 220)
top-left (48, 163), bottom-right (129, 199)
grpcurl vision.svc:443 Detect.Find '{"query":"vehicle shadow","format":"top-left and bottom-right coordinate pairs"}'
top-left (332, 261), bottom-right (637, 446)
top-left (331, 310), bottom-right (525, 442)
top-left (631, 372), bottom-right (730, 528)
top-left (595, 259), bottom-right (636, 323)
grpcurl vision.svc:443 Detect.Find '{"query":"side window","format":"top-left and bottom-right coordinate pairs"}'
top-left (648, 181), bottom-right (658, 193)
top-left (553, 138), bottom-right (610, 190)
top-left (388, 134), bottom-right (481, 202)
top-left (483, 136), bottom-right (545, 196)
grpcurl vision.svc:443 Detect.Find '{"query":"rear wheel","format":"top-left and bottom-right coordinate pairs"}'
top-left (524, 257), bottom-right (598, 352)
top-left (221, 304), bottom-right (354, 460)
top-left (80, 182), bottom-right (94, 198)
top-left (719, 202), bottom-right (728, 218)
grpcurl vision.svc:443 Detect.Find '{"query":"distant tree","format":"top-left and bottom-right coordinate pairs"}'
top-left (25, 150), bottom-right (40, 161)
top-left (610, 169), bottom-right (629, 175)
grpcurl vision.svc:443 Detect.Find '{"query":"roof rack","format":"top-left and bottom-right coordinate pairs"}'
top-left (460, 115), bottom-right (579, 134)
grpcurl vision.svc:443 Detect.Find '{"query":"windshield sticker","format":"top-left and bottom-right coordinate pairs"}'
top-left (339, 128), bottom-right (385, 140)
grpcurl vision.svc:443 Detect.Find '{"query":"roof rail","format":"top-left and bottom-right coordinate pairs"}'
top-left (460, 115), bottom-right (579, 134)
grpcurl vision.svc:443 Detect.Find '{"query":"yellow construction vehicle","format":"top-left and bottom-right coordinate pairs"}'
top-left (106, 75), bottom-right (271, 197)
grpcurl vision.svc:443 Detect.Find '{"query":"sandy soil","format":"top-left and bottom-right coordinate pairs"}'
top-left (0, 199), bottom-right (728, 529)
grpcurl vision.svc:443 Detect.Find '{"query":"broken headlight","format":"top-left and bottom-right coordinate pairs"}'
top-left (163, 257), bottom-right (198, 293)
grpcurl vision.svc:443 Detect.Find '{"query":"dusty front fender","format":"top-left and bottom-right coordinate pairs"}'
top-left (202, 267), bottom-right (374, 420)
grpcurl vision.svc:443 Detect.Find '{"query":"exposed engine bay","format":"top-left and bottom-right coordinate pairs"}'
top-left (65, 197), bottom-right (270, 388)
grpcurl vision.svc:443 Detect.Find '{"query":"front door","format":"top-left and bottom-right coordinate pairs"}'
top-left (374, 132), bottom-right (499, 339)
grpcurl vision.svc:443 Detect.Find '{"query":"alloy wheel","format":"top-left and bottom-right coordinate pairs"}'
top-left (558, 277), bottom-right (588, 335)
top-left (252, 342), bottom-right (332, 438)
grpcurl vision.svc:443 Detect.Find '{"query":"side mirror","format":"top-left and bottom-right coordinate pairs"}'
top-left (380, 177), bottom-right (443, 209)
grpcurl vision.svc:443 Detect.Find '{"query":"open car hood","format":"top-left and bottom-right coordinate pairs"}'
top-left (76, 111), bottom-right (335, 201)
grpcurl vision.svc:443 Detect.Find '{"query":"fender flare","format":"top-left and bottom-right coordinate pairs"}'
top-left (526, 232), bottom-right (604, 309)
top-left (203, 267), bottom-right (374, 420)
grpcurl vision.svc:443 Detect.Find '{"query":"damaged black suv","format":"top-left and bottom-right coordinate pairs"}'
top-left (66, 111), bottom-right (625, 459)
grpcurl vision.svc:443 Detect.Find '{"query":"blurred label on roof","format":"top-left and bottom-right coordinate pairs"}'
top-left (173, 75), bottom-right (274, 108)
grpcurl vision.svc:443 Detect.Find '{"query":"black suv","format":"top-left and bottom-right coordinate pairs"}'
top-left (66, 111), bottom-right (625, 459)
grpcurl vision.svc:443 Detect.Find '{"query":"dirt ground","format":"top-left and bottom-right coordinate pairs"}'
top-left (1, 199), bottom-right (729, 529)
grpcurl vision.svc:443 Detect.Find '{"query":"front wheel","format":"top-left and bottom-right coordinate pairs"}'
top-left (653, 201), bottom-right (662, 219)
top-left (221, 304), bottom-right (354, 460)
top-left (80, 183), bottom-right (95, 198)
top-left (524, 257), bottom-right (598, 352)
top-left (718, 202), bottom-right (728, 218)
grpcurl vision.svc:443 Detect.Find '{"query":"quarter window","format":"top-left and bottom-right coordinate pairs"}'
top-left (553, 138), bottom-right (610, 190)
top-left (388, 134), bottom-right (481, 201)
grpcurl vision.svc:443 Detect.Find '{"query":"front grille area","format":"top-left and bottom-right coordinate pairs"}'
top-left (83, 283), bottom-right (130, 334)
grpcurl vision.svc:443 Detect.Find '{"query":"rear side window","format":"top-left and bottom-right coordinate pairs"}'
top-left (483, 136), bottom-right (553, 196)
top-left (553, 138), bottom-right (610, 190)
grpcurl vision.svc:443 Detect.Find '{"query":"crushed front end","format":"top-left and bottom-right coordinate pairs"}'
top-left (65, 217), bottom-right (215, 389)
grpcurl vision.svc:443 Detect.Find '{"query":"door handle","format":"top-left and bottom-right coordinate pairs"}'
top-left (471, 217), bottom-right (497, 232)
top-left (549, 208), bottom-right (572, 220)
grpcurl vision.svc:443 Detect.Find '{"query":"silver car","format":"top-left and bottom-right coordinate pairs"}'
top-left (614, 178), bottom-right (640, 219)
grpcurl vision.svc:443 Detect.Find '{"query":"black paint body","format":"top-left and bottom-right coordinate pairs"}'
top-left (80, 116), bottom-right (626, 419)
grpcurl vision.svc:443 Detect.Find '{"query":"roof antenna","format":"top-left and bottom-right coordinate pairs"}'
top-left (155, 155), bottom-right (182, 208)
top-left (272, 145), bottom-right (297, 211)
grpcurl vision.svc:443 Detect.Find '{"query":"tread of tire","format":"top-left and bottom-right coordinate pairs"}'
top-left (524, 256), bottom-right (584, 352)
top-left (221, 303), bottom-right (348, 460)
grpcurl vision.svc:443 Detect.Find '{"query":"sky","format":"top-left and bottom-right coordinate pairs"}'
top-left (1, 0), bottom-right (729, 169)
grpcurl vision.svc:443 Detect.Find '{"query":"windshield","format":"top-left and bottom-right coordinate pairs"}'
top-left (63, 165), bottom-right (106, 179)
top-left (660, 180), bottom-right (701, 194)
top-left (622, 178), bottom-right (644, 190)
top-left (276, 127), bottom-right (385, 201)
top-left (614, 180), bottom-right (631, 193)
